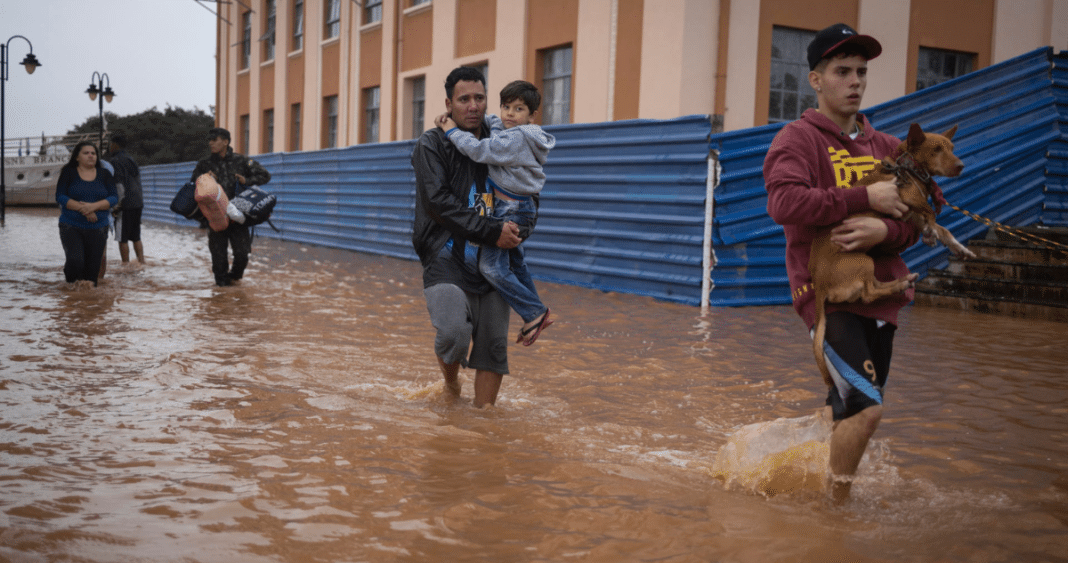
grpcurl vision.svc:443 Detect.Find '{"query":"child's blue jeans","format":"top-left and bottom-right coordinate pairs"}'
top-left (479, 190), bottom-right (546, 323)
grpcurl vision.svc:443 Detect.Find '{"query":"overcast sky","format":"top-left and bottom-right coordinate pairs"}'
top-left (1, 0), bottom-right (217, 140)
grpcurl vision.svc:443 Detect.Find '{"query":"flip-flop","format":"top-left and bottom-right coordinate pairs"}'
top-left (518, 309), bottom-right (553, 346)
top-left (516, 309), bottom-right (547, 343)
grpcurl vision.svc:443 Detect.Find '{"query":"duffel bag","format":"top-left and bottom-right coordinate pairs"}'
top-left (170, 181), bottom-right (204, 221)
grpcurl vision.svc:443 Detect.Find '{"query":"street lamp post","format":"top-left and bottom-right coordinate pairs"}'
top-left (85, 72), bottom-right (115, 153)
top-left (1, 35), bottom-right (42, 225)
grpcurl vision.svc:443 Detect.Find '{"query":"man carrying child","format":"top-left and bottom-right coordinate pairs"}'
top-left (411, 67), bottom-right (523, 407)
top-left (435, 79), bottom-right (556, 346)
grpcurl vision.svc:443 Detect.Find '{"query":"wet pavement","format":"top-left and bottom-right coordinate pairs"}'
top-left (1, 207), bottom-right (1067, 562)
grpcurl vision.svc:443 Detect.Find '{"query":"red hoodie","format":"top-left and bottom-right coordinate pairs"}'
top-left (763, 109), bottom-right (920, 329)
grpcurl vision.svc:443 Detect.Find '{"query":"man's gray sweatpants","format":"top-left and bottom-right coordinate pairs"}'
top-left (424, 283), bottom-right (510, 375)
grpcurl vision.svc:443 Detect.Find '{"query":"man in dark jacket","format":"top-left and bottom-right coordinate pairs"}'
top-left (190, 127), bottom-right (271, 286)
top-left (107, 133), bottom-right (145, 266)
top-left (411, 67), bottom-right (523, 407)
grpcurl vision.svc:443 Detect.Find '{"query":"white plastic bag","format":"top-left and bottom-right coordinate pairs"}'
top-left (226, 201), bottom-right (246, 224)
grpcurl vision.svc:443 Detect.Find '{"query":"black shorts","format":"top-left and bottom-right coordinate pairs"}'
top-left (115, 207), bottom-right (142, 243)
top-left (814, 311), bottom-right (896, 421)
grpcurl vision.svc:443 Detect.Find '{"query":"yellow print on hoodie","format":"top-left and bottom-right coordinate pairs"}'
top-left (827, 146), bottom-right (881, 188)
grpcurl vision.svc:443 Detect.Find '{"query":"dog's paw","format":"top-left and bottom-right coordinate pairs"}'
top-left (922, 226), bottom-right (938, 247)
top-left (949, 244), bottom-right (976, 259)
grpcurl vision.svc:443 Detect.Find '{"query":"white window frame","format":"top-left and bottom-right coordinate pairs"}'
top-left (292, 0), bottom-right (304, 52)
top-left (542, 46), bottom-right (572, 125)
top-left (917, 46), bottom-right (975, 91)
top-left (240, 11), bottom-right (252, 69)
top-left (324, 96), bottom-right (339, 148)
top-left (364, 86), bottom-right (381, 144)
top-left (768, 26), bottom-right (817, 123)
top-left (260, 0), bottom-right (276, 61)
top-left (411, 76), bottom-right (425, 139)
top-left (365, 0), bottom-right (383, 25)
top-left (325, 0), bottom-right (341, 39)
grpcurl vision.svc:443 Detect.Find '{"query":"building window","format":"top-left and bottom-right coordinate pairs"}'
top-left (325, 0), bottom-right (341, 39)
top-left (365, 0), bottom-right (383, 24)
top-left (917, 47), bottom-right (975, 91)
top-left (466, 63), bottom-right (488, 86)
top-left (261, 0), bottom-right (276, 61)
top-left (410, 0), bottom-right (430, 6)
top-left (769, 26), bottom-right (817, 123)
top-left (240, 114), bottom-right (250, 155)
top-left (264, 109), bottom-right (274, 153)
top-left (542, 46), bottom-right (572, 125)
top-left (240, 10), bottom-right (252, 69)
top-left (364, 86), bottom-right (381, 143)
top-left (411, 76), bottom-right (425, 139)
top-left (290, 103), bottom-right (301, 151)
top-left (292, 0), bottom-right (304, 51)
top-left (324, 96), bottom-right (339, 148)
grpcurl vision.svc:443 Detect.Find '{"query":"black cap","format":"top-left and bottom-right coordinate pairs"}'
top-left (207, 127), bottom-right (231, 141)
top-left (807, 23), bottom-right (882, 71)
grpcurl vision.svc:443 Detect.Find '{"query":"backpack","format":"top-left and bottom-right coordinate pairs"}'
top-left (230, 185), bottom-right (279, 231)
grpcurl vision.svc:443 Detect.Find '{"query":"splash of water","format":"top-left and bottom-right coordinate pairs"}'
top-left (711, 411), bottom-right (832, 498)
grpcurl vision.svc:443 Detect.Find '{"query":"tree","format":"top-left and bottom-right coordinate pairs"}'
top-left (66, 105), bottom-right (215, 166)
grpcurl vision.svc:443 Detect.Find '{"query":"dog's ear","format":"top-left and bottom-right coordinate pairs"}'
top-left (941, 124), bottom-right (958, 140)
top-left (907, 123), bottom-right (925, 147)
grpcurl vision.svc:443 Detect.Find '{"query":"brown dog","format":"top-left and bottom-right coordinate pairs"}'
top-left (809, 123), bottom-right (975, 386)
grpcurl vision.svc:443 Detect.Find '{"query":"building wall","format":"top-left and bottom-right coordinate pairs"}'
top-left (457, 0), bottom-right (497, 57)
top-left (573, 0), bottom-right (612, 123)
top-left (858, 0), bottom-right (911, 105)
top-left (613, 0), bottom-right (644, 120)
top-left (215, 0), bottom-right (1068, 155)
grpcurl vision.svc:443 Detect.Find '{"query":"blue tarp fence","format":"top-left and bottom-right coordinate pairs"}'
top-left (143, 47), bottom-right (1068, 307)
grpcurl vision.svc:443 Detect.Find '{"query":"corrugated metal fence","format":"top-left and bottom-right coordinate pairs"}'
top-left (710, 46), bottom-right (1068, 306)
top-left (1049, 50), bottom-right (1068, 224)
top-left (143, 47), bottom-right (1067, 307)
top-left (142, 116), bottom-right (714, 305)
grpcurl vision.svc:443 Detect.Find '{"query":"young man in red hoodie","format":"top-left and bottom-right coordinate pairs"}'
top-left (763, 23), bottom-right (921, 503)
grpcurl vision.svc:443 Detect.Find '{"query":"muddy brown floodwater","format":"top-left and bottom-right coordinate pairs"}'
top-left (1, 207), bottom-right (1067, 562)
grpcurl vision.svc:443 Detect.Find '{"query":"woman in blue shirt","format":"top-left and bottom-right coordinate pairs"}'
top-left (56, 141), bottom-right (118, 287)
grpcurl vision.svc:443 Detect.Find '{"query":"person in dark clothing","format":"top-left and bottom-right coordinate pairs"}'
top-left (56, 141), bottom-right (118, 288)
top-left (411, 66), bottom-right (523, 407)
top-left (107, 133), bottom-right (145, 266)
top-left (189, 127), bottom-right (271, 286)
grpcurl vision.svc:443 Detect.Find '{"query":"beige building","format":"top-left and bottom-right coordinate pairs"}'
top-left (213, 0), bottom-right (1068, 155)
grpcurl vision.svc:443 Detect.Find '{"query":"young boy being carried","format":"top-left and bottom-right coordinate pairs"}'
top-left (435, 80), bottom-right (556, 346)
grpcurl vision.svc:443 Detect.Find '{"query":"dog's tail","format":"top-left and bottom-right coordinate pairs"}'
top-left (812, 292), bottom-right (834, 388)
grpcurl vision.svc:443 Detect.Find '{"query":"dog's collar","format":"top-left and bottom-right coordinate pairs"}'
top-left (881, 151), bottom-right (946, 213)
top-left (880, 152), bottom-right (933, 191)
top-left (891, 152), bottom-right (933, 185)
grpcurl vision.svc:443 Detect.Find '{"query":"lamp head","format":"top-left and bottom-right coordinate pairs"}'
top-left (86, 83), bottom-right (100, 101)
top-left (20, 53), bottom-right (41, 74)
top-left (103, 87), bottom-right (115, 103)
